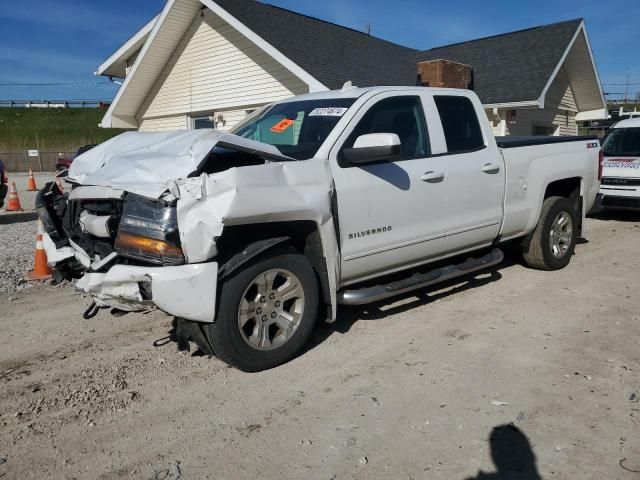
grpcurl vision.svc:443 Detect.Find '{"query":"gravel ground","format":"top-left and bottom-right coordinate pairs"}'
top-left (0, 172), bottom-right (59, 294)
top-left (0, 213), bottom-right (639, 479)
top-left (0, 217), bottom-right (39, 294)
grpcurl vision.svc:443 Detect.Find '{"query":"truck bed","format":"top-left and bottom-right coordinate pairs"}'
top-left (496, 135), bottom-right (598, 149)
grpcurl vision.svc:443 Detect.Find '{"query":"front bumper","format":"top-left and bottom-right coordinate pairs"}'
top-left (75, 262), bottom-right (218, 322)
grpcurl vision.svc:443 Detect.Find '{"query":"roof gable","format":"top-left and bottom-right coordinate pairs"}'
top-left (416, 19), bottom-right (583, 105)
top-left (101, 0), bottom-right (604, 128)
top-left (213, 0), bottom-right (417, 89)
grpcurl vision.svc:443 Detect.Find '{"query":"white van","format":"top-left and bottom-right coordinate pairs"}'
top-left (599, 118), bottom-right (640, 209)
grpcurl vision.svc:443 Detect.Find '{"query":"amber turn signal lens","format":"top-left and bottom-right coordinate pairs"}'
top-left (115, 232), bottom-right (184, 264)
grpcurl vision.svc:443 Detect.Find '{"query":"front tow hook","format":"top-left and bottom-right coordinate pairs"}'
top-left (82, 301), bottom-right (101, 320)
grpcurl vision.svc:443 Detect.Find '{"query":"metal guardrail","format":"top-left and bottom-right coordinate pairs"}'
top-left (0, 100), bottom-right (111, 109)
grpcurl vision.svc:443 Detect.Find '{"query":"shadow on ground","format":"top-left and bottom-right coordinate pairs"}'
top-left (464, 424), bottom-right (542, 480)
top-left (308, 246), bottom-right (528, 350)
top-left (0, 211), bottom-right (38, 224)
top-left (157, 248), bottom-right (528, 360)
top-left (589, 210), bottom-right (640, 223)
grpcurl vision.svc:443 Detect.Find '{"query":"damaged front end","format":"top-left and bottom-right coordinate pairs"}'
top-left (37, 125), bottom-right (339, 325)
top-left (36, 181), bottom-right (218, 321)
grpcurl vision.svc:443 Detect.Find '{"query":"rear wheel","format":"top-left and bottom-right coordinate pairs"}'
top-left (523, 196), bottom-right (578, 270)
top-left (205, 249), bottom-right (319, 372)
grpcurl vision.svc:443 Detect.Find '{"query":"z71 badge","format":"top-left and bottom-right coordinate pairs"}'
top-left (348, 226), bottom-right (392, 240)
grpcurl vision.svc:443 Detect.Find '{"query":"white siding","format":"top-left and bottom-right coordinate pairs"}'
top-left (500, 108), bottom-right (577, 136)
top-left (545, 66), bottom-right (577, 112)
top-left (138, 9), bottom-right (308, 129)
top-left (139, 115), bottom-right (188, 131)
top-left (114, 0), bottom-right (203, 120)
top-left (563, 30), bottom-right (605, 112)
top-left (214, 108), bottom-right (250, 131)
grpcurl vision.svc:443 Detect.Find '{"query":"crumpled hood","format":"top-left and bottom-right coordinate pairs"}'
top-left (68, 129), bottom-right (289, 198)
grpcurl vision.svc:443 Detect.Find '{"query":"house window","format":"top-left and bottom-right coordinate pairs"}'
top-left (191, 115), bottom-right (215, 129)
top-left (532, 124), bottom-right (558, 136)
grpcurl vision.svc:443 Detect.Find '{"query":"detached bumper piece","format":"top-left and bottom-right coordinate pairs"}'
top-left (75, 262), bottom-right (218, 322)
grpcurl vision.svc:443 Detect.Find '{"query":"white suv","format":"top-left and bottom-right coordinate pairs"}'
top-left (599, 118), bottom-right (640, 209)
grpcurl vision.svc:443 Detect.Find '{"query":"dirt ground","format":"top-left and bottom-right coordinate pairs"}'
top-left (0, 212), bottom-right (639, 480)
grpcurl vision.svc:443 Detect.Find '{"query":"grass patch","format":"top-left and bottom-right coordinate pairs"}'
top-left (0, 108), bottom-right (128, 153)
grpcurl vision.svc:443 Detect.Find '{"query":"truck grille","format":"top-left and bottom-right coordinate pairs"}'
top-left (65, 198), bottom-right (124, 261)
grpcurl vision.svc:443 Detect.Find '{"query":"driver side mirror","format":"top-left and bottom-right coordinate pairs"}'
top-left (342, 133), bottom-right (402, 165)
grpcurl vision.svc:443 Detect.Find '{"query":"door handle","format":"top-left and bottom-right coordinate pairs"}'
top-left (481, 163), bottom-right (501, 174)
top-left (420, 171), bottom-right (445, 183)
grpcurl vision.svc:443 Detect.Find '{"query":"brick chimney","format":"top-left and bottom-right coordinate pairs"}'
top-left (417, 59), bottom-right (473, 89)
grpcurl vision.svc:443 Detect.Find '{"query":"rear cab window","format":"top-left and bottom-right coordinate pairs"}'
top-left (433, 95), bottom-right (485, 154)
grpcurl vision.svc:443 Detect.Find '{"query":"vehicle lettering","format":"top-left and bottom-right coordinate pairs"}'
top-left (604, 160), bottom-right (640, 169)
top-left (348, 226), bottom-right (392, 240)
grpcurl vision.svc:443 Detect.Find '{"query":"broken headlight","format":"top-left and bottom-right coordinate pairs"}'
top-left (115, 194), bottom-right (184, 266)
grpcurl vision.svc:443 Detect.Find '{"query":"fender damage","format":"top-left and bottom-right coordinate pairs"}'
top-left (39, 130), bottom-right (337, 322)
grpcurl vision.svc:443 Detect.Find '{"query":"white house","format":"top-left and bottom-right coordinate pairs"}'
top-left (97, 0), bottom-right (606, 136)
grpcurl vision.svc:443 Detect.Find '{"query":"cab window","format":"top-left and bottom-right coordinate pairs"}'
top-left (341, 96), bottom-right (430, 164)
top-left (434, 95), bottom-right (485, 153)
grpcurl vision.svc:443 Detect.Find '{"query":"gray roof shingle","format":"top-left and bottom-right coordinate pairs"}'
top-left (416, 19), bottom-right (583, 104)
top-left (214, 0), bottom-right (418, 89)
top-left (214, 0), bottom-right (582, 105)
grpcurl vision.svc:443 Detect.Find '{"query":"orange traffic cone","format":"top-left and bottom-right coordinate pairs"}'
top-left (5, 182), bottom-right (23, 211)
top-left (56, 177), bottom-right (65, 193)
top-left (25, 221), bottom-right (53, 281)
top-left (27, 169), bottom-right (37, 191)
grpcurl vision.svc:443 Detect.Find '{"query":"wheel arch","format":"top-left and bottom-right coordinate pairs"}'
top-left (215, 220), bottom-right (337, 322)
top-left (543, 177), bottom-right (583, 236)
top-left (521, 176), bottom-right (584, 251)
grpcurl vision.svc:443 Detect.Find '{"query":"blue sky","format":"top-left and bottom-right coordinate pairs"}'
top-left (0, 0), bottom-right (638, 101)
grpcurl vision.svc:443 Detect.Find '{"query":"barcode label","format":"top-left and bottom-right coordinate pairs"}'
top-left (309, 107), bottom-right (348, 117)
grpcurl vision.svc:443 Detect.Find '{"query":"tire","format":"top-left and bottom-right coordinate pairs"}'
top-left (523, 196), bottom-right (578, 271)
top-left (205, 248), bottom-right (319, 372)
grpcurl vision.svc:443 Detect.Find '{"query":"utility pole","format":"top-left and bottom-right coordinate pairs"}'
top-left (365, 24), bottom-right (372, 35)
top-left (624, 68), bottom-right (630, 103)
top-left (35, 132), bottom-right (43, 172)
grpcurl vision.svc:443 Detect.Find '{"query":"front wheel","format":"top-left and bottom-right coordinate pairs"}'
top-left (205, 249), bottom-right (319, 372)
top-left (523, 196), bottom-right (578, 271)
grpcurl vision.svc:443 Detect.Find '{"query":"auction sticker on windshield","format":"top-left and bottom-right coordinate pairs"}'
top-left (309, 107), bottom-right (348, 117)
top-left (270, 118), bottom-right (295, 133)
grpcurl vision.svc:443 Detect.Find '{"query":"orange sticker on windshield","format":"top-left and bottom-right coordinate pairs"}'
top-left (270, 118), bottom-right (295, 133)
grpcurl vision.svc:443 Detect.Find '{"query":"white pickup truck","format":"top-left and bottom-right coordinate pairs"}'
top-left (597, 117), bottom-right (640, 209)
top-left (37, 86), bottom-right (601, 371)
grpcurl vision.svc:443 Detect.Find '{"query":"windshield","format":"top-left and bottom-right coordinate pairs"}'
top-left (602, 127), bottom-right (640, 157)
top-left (232, 98), bottom-right (356, 160)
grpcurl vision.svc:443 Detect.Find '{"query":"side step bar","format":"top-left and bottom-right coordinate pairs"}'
top-left (337, 248), bottom-right (504, 306)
